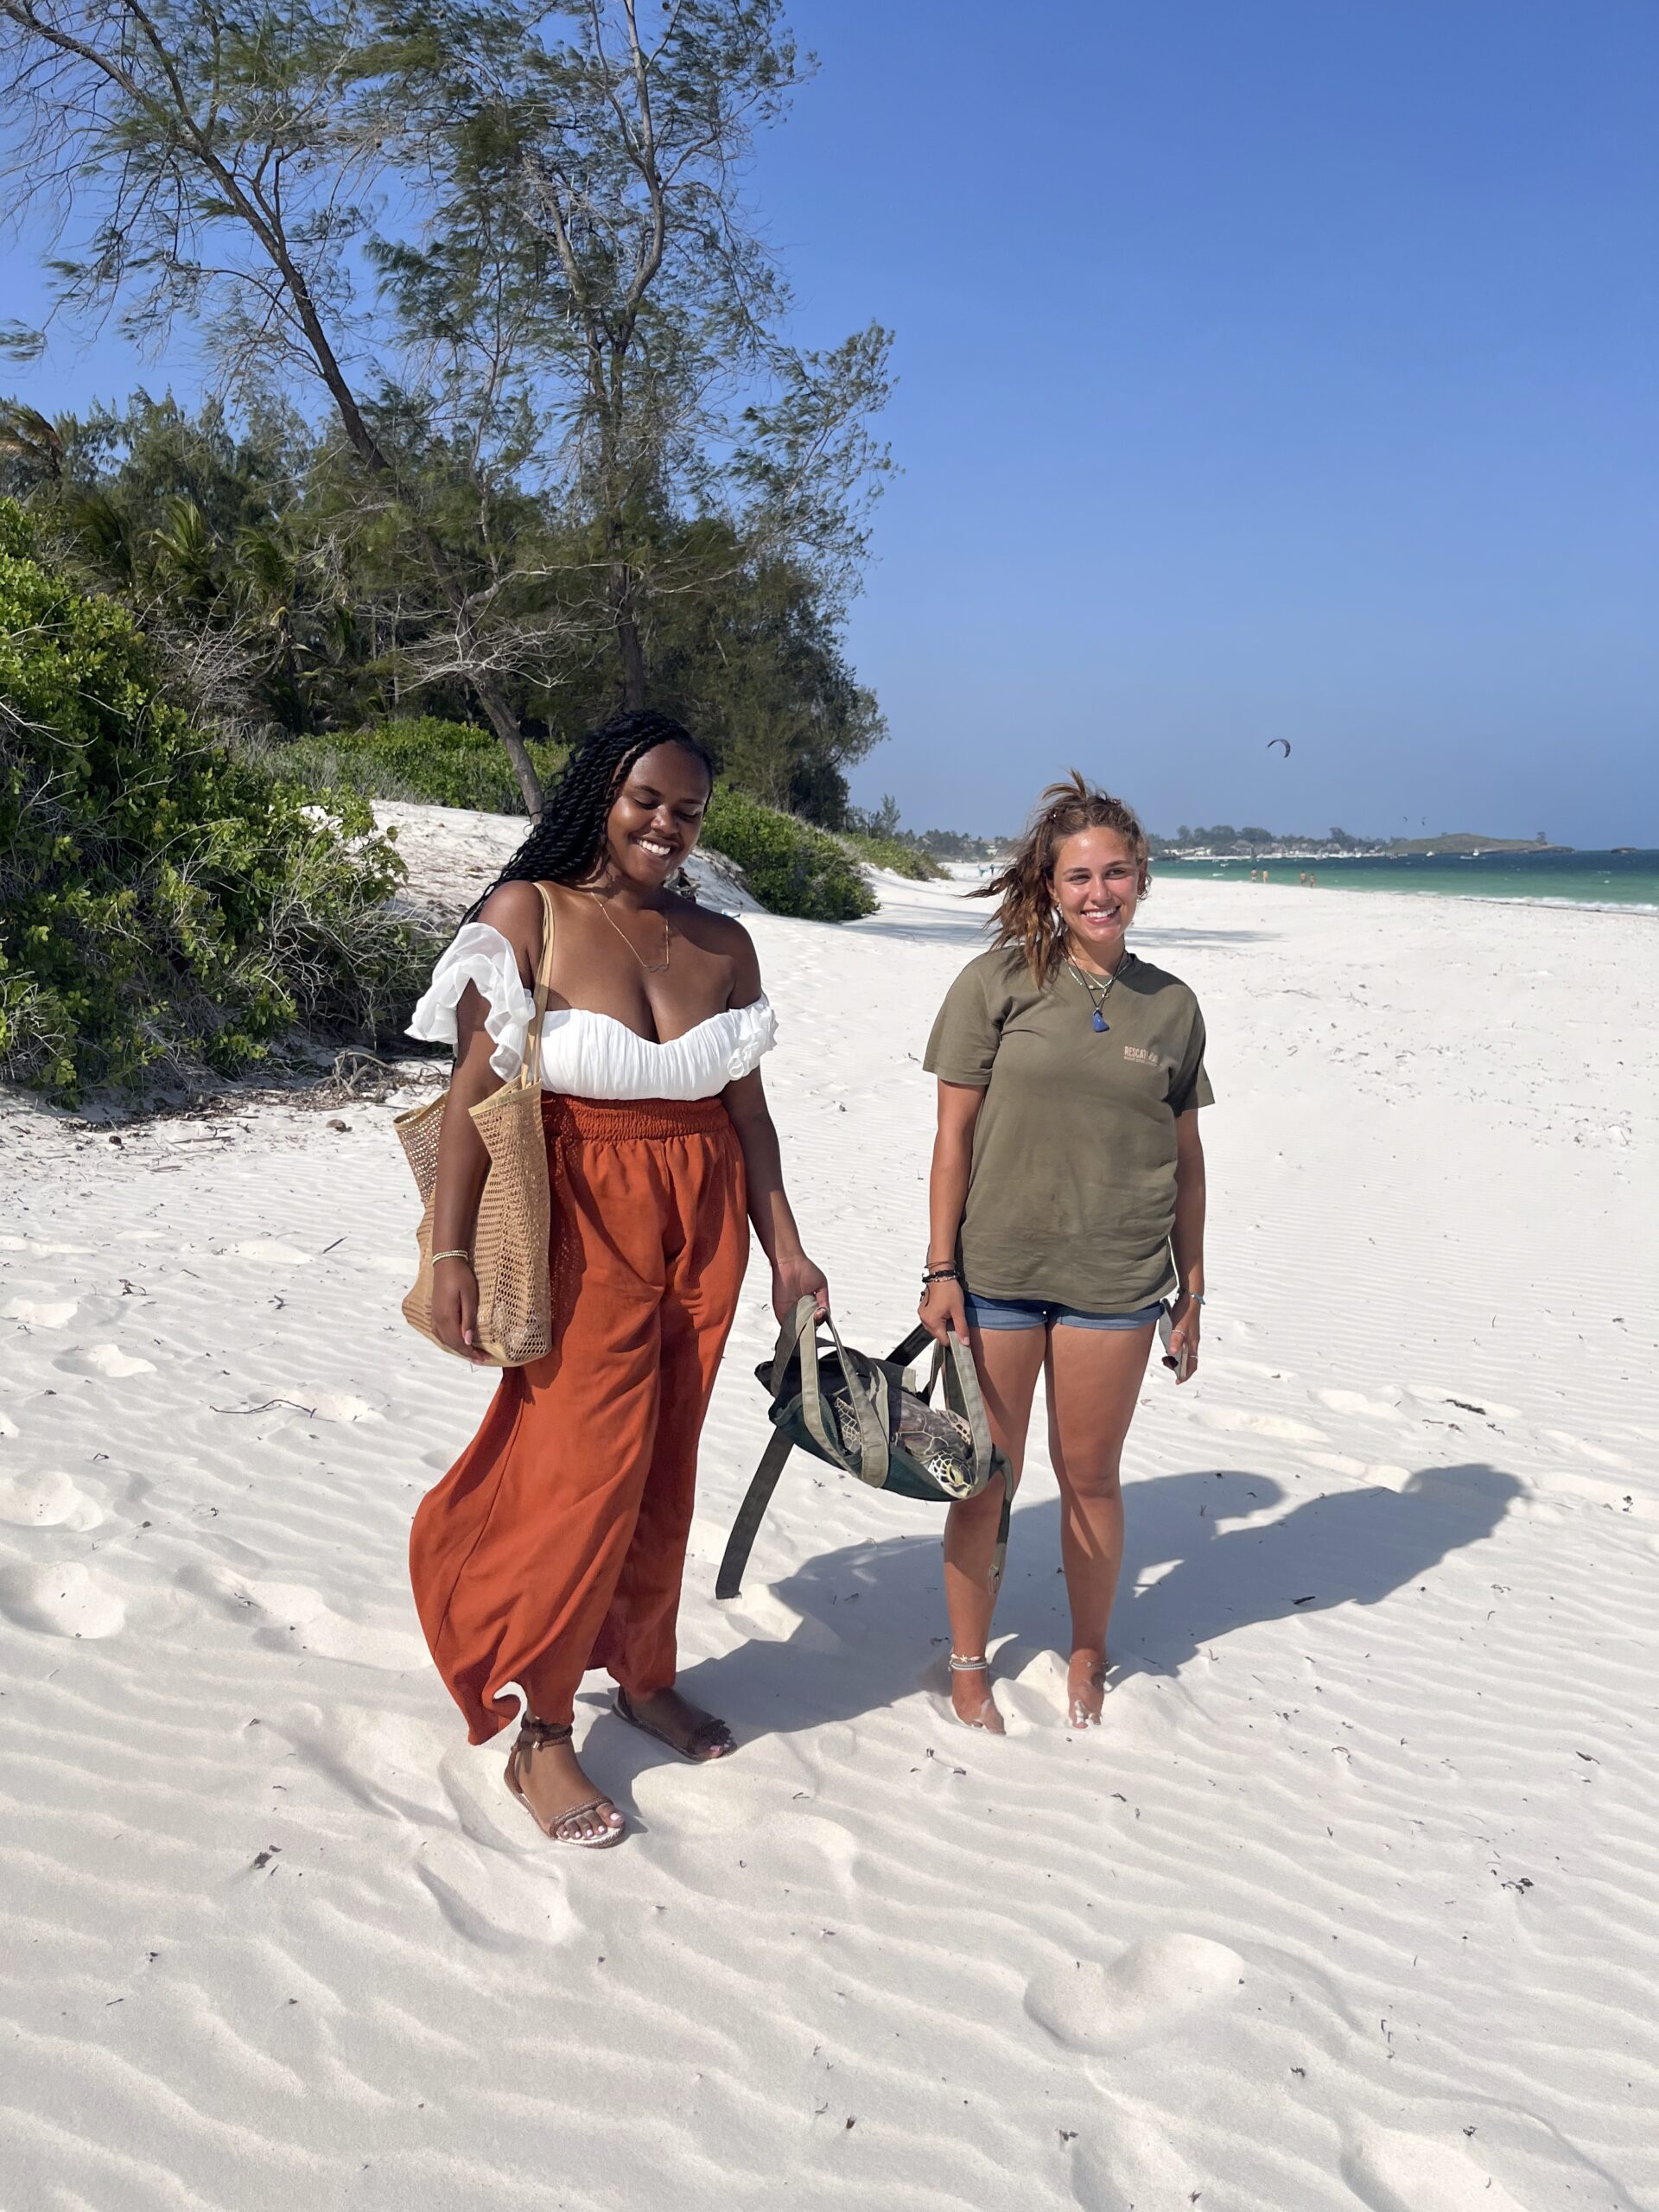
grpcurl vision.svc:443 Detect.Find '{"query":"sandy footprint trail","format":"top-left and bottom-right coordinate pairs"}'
top-left (1, 859), bottom-right (1656, 2212)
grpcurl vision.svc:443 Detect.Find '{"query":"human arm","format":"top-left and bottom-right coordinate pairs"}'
top-left (427, 884), bottom-right (544, 1362)
top-left (1166, 1108), bottom-right (1207, 1382)
top-left (917, 1080), bottom-right (986, 1344)
top-left (720, 925), bottom-right (828, 1323)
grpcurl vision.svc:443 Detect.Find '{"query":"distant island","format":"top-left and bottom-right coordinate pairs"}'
top-left (1145, 825), bottom-right (1573, 861)
top-left (872, 811), bottom-right (1577, 865)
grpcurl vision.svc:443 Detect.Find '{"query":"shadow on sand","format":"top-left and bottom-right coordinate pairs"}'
top-left (650, 1460), bottom-right (1520, 1747)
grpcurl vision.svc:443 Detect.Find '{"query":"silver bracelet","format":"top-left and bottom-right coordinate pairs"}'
top-left (1176, 1288), bottom-right (1205, 1305)
top-left (431, 1249), bottom-right (473, 1266)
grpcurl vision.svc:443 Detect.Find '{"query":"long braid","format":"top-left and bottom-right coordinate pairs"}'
top-left (976, 771), bottom-right (1149, 987)
top-left (462, 709), bottom-right (715, 922)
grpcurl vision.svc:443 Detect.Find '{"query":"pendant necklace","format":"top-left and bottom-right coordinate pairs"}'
top-left (1065, 949), bottom-right (1131, 1033)
top-left (590, 890), bottom-right (671, 974)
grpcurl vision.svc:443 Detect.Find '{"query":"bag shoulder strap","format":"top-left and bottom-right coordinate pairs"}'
top-left (715, 1426), bottom-right (793, 1600)
top-left (523, 883), bottom-right (558, 1090)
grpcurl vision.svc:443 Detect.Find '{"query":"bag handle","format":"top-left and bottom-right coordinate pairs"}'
top-left (770, 1296), bottom-right (890, 1486)
top-left (523, 883), bottom-right (558, 1091)
top-left (886, 1319), bottom-right (995, 1490)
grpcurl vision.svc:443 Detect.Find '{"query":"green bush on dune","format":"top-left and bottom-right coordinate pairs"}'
top-left (272, 721), bottom-right (880, 925)
top-left (0, 501), bottom-right (429, 1103)
top-left (272, 717), bottom-right (568, 814)
top-left (700, 786), bottom-right (877, 921)
top-left (271, 721), bottom-right (877, 921)
top-left (838, 830), bottom-right (944, 881)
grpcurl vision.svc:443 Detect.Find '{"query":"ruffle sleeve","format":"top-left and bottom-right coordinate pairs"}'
top-left (725, 994), bottom-right (778, 1081)
top-left (406, 922), bottom-right (534, 1082)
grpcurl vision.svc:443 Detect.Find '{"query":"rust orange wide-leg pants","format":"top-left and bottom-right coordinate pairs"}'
top-left (410, 1095), bottom-right (749, 1744)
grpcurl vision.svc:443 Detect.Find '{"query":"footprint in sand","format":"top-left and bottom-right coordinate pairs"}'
top-left (1318, 1387), bottom-right (1407, 1423)
top-left (1068, 2095), bottom-right (1201, 2212)
top-left (1197, 1404), bottom-right (1329, 1446)
top-left (0, 1471), bottom-right (104, 1531)
top-left (1025, 1931), bottom-right (1243, 2056)
top-left (1341, 2125), bottom-right (1528, 2212)
top-left (3, 1297), bottom-right (79, 1328)
top-left (0, 1561), bottom-right (124, 1638)
top-left (193, 1567), bottom-right (426, 1669)
top-left (55, 1344), bottom-right (157, 1379)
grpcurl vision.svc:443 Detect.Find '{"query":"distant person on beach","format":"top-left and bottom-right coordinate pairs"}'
top-left (918, 774), bottom-right (1211, 1732)
top-left (404, 710), bottom-right (827, 1847)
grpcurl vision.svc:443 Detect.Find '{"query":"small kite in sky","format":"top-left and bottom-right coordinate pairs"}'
top-left (1267, 738), bottom-right (1292, 757)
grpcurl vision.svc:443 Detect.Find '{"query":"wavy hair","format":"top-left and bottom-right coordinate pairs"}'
top-left (463, 709), bottom-right (715, 921)
top-left (976, 771), bottom-right (1149, 986)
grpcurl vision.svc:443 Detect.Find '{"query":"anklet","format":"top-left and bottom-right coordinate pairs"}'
top-left (948, 1653), bottom-right (989, 1672)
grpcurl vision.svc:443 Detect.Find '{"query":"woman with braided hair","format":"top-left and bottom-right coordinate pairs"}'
top-left (918, 773), bottom-right (1212, 1733)
top-left (405, 709), bottom-right (828, 1847)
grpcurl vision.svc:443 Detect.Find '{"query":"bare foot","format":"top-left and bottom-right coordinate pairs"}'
top-left (949, 1659), bottom-right (1006, 1734)
top-left (617, 1686), bottom-right (735, 1761)
top-left (1067, 1649), bottom-right (1109, 1728)
top-left (509, 1728), bottom-right (625, 1845)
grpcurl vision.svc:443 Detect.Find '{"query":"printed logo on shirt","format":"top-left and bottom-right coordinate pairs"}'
top-left (1122, 1044), bottom-right (1165, 1068)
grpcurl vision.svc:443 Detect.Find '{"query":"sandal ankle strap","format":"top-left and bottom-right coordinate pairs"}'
top-left (517, 1714), bottom-right (575, 1749)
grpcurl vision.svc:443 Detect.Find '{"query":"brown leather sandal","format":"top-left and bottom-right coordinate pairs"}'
top-left (614, 1688), bottom-right (736, 1763)
top-left (504, 1715), bottom-right (626, 1848)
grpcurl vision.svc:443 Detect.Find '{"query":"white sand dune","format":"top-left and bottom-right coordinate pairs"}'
top-left (1, 840), bottom-right (1656, 2211)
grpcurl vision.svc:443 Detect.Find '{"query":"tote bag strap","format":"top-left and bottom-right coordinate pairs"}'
top-left (791, 1292), bottom-right (898, 1486)
top-left (773, 1296), bottom-right (889, 1485)
top-left (886, 1320), bottom-right (995, 1489)
top-left (719, 1298), bottom-right (886, 1604)
top-left (522, 883), bottom-right (558, 1090)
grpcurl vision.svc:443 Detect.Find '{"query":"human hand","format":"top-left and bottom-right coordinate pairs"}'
top-left (1164, 1291), bottom-right (1201, 1383)
top-left (918, 1274), bottom-right (969, 1345)
top-left (772, 1251), bottom-right (830, 1324)
top-left (432, 1255), bottom-right (493, 1363)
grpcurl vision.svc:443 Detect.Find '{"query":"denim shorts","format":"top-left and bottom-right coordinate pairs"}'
top-left (963, 1292), bottom-right (1165, 1332)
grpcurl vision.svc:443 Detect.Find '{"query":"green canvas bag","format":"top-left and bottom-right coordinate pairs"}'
top-left (715, 1297), bottom-right (1017, 1601)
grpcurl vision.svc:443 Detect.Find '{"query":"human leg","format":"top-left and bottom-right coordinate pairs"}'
top-left (943, 1316), bottom-right (1046, 1731)
top-left (592, 1115), bottom-right (748, 1757)
top-left (1044, 1318), bottom-right (1156, 1724)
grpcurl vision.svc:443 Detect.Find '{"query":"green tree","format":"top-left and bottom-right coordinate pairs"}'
top-left (385, 0), bottom-right (893, 706)
top-left (0, 0), bottom-right (550, 808)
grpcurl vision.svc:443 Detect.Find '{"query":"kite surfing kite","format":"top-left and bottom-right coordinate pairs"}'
top-left (1267, 738), bottom-right (1292, 757)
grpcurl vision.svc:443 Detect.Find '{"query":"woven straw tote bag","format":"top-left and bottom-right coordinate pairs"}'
top-left (396, 883), bottom-right (557, 1366)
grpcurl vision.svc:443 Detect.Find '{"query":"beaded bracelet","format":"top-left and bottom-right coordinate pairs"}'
top-left (431, 1249), bottom-right (473, 1266)
top-left (921, 1264), bottom-right (960, 1286)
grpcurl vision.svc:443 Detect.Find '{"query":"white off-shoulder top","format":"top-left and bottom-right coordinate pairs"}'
top-left (407, 920), bottom-right (776, 1100)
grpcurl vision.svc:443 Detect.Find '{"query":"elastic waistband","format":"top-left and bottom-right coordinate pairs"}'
top-left (541, 1093), bottom-right (732, 1143)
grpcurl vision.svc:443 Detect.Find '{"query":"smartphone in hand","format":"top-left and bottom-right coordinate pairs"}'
top-left (1157, 1303), bottom-right (1192, 1383)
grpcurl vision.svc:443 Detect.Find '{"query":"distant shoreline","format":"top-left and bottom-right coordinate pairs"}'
top-left (1148, 849), bottom-right (1658, 914)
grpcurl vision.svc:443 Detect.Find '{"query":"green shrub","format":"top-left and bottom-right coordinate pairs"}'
top-left (839, 831), bottom-right (944, 881)
top-left (701, 786), bottom-right (875, 921)
top-left (272, 717), bottom-right (566, 814)
top-left (272, 719), bottom-right (878, 923)
top-left (0, 500), bottom-right (430, 1104)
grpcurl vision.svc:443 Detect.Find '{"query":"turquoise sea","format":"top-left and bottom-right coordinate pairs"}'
top-left (1154, 849), bottom-right (1659, 913)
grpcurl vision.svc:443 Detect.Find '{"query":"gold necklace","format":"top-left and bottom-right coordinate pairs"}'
top-left (589, 891), bottom-right (671, 975)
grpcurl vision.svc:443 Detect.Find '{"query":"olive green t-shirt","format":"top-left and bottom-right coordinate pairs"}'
top-left (924, 945), bottom-right (1214, 1313)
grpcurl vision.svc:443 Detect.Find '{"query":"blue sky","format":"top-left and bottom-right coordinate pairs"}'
top-left (4, 1), bottom-right (1656, 845)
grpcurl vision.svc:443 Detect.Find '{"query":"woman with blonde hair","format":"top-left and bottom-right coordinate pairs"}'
top-left (918, 774), bottom-right (1211, 1731)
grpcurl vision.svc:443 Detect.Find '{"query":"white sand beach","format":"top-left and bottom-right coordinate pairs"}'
top-left (2, 829), bottom-right (1656, 2212)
